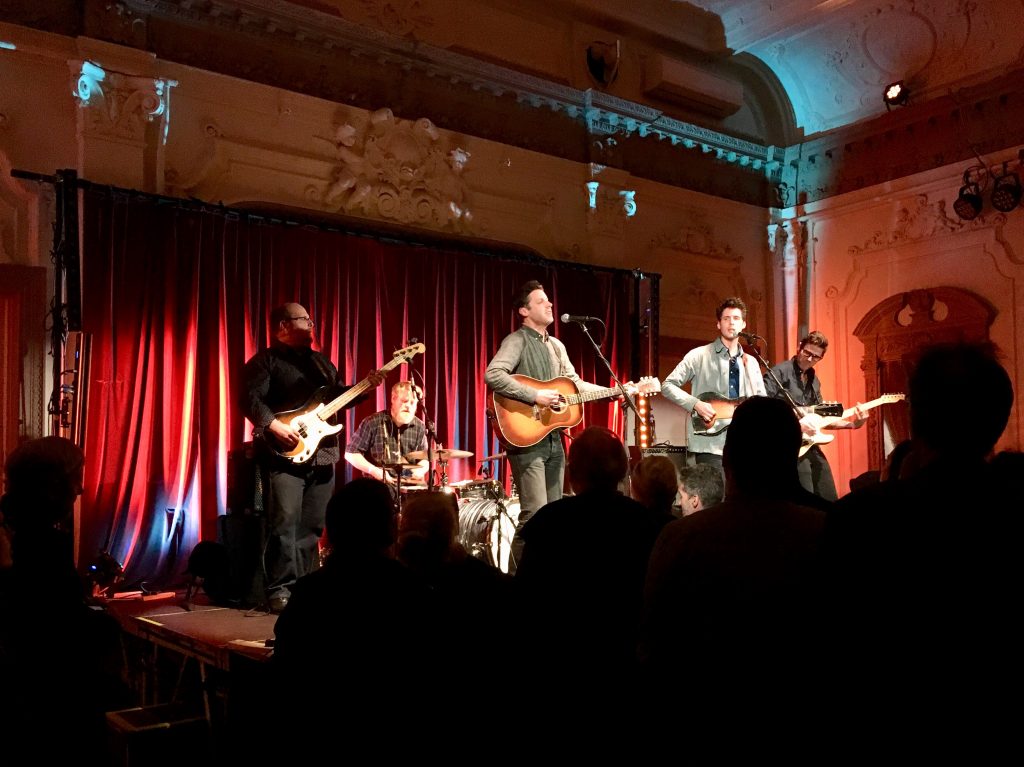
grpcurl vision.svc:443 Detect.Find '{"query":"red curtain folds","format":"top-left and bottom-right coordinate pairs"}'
top-left (79, 190), bottom-right (641, 585)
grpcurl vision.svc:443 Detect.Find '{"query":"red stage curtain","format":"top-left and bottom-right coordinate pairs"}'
top-left (79, 190), bottom-right (640, 585)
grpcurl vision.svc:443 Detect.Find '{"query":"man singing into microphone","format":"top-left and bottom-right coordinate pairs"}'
top-left (485, 280), bottom-right (606, 573)
top-left (661, 297), bottom-right (766, 472)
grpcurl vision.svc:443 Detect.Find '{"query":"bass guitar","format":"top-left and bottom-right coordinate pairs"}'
top-left (691, 392), bottom-right (843, 436)
top-left (798, 393), bottom-right (905, 457)
top-left (268, 342), bottom-right (425, 464)
top-left (489, 374), bottom-right (661, 448)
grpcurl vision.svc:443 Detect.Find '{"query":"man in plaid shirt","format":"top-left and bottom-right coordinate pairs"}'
top-left (345, 381), bottom-right (429, 488)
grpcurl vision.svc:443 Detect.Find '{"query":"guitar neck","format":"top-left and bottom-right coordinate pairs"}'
top-left (318, 355), bottom-right (407, 420)
top-left (841, 395), bottom-right (894, 420)
top-left (570, 386), bottom-right (626, 406)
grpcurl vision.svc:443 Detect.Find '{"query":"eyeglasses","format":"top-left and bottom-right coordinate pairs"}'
top-left (800, 349), bottom-right (823, 361)
top-left (288, 315), bottom-right (313, 325)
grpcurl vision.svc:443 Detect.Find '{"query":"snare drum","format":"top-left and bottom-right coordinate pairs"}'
top-left (457, 497), bottom-right (520, 574)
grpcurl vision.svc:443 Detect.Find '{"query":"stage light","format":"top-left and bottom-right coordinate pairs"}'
top-left (991, 165), bottom-right (1022, 212)
top-left (953, 183), bottom-right (983, 220)
top-left (883, 81), bottom-right (909, 109)
top-left (86, 550), bottom-right (125, 598)
top-left (953, 168), bottom-right (984, 220)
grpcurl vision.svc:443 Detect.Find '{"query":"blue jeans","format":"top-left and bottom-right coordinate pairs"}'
top-left (507, 432), bottom-right (565, 572)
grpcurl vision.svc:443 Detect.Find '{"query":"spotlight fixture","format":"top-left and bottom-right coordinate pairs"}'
top-left (883, 80), bottom-right (909, 110)
top-left (953, 180), bottom-right (983, 220)
top-left (86, 550), bottom-right (125, 598)
top-left (990, 164), bottom-right (1022, 212)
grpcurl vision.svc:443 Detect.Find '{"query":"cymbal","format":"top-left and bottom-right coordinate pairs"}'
top-left (406, 448), bottom-right (473, 461)
top-left (480, 452), bottom-right (507, 462)
top-left (379, 460), bottom-right (414, 469)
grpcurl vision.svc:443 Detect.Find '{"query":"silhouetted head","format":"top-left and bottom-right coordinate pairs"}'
top-left (630, 456), bottom-right (678, 512)
top-left (396, 491), bottom-right (461, 573)
top-left (909, 342), bottom-right (1012, 458)
top-left (2, 436), bottom-right (85, 533)
top-left (325, 478), bottom-right (396, 553)
top-left (723, 397), bottom-right (802, 498)
top-left (567, 426), bottom-right (628, 494)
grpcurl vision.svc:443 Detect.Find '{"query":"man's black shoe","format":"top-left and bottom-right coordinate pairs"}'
top-left (268, 595), bottom-right (289, 614)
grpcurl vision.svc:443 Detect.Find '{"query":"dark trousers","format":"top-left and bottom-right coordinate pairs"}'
top-left (507, 432), bottom-right (565, 574)
top-left (264, 463), bottom-right (334, 599)
top-left (798, 446), bottom-right (838, 501)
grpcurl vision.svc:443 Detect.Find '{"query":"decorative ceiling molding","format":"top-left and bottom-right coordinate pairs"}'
top-left (124, 0), bottom-right (774, 171)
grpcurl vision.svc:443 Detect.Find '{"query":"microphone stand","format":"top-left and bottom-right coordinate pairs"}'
top-left (571, 319), bottom-right (641, 423)
top-left (742, 337), bottom-right (802, 413)
top-left (409, 366), bottom-right (438, 491)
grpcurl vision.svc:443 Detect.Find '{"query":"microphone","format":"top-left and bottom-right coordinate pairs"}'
top-left (738, 331), bottom-right (764, 342)
top-left (560, 313), bottom-right (600, 323)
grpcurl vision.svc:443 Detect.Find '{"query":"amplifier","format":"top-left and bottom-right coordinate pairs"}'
top-left (636, 445), bottom-right (688, 475)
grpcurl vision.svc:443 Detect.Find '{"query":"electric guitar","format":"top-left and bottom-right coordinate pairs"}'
top-left (267, 342), bottom-right (425, 463)
top-left (691, 392), bottom-right (843, 436)
top-left (798, 393), bottom-right (905, 457)
top-left (489, 374), bottom-right (661, 448)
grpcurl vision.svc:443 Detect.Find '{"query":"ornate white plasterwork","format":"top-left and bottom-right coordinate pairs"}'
top-left (321, 108), bottom-right (473, 232)
top-left (847, 194), bottom-right (1001, 255)
top-left (651, 214), bottom-right (742, 262)
top-left (70, 60), bottom-right (176, 143)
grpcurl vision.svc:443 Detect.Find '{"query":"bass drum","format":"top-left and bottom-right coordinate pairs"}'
top-left (457, 498), bottom-right (520, 575)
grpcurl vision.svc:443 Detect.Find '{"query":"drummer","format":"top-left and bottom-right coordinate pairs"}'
top-left (344, 381), bottom-right (429, 490)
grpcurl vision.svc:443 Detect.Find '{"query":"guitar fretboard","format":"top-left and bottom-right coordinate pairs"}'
top-left (567, 386), bottom-right (629, 406)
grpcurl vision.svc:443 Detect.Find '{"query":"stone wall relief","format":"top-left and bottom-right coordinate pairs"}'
top-left (70, 60), bottom-right (176, 144)
top-left (650, 214), bottom-right (758, 337)
top-left (321, 108), bottom-right (474, 233)
top-left (847, 193), bottom-right (998, 256)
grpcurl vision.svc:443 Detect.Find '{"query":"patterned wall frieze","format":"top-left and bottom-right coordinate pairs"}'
top-left (846, 194), bottom-right (1004, 256)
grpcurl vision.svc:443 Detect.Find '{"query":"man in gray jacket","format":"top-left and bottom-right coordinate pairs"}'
top-left (661, 297), bottom-right (766, 472)
top-left (485, 280), bottom-right (606, 573)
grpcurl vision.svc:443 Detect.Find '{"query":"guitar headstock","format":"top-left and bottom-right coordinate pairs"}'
top-left (879, 393), bottom-right (906, 404)
top-left (815, 401), bottom-right (843, 417)
top-left (637, 376), bottom-right (661, 396)
top-left (393, 343), bottom-right (426, 360)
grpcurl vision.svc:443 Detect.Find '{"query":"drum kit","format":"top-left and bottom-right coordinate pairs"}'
top-left (390, 448), bottom-right (519, 574)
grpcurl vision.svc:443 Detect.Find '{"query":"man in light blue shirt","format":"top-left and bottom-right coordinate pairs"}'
top-left (661, 297), bottom-right (766, 470)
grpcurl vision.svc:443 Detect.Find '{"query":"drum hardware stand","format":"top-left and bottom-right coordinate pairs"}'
top-left (484, 483), bottom-right (516, 573)
top-left (381, 461), bottom-right (411, 515)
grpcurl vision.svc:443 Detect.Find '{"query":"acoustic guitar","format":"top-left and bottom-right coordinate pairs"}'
top-left (797, 393), bottom-right (905, 457)
top-left (489, 374), bottom-right (661, 448)
top-left (267, 342), bottom-right (425, 464)
top-left (691, 392), bottom-right (843, 436)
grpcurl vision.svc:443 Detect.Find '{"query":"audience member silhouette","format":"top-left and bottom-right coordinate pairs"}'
top-left (515, 426), bottom-right (670, 720)
top-left (396, 490), bottom-right (514, 653)
top-left (629, 455), bottom-right (680, 521)
top-left (676, 463), bottom-right (725, 515)
top-left (640, 397), bottom-right (826, 709)
top-left (826, 342), bottom-right (1019, 712)
top-left (0, 437), bottom-right (133, 762)
top-left (270, 478), bottom-right (436, 755)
